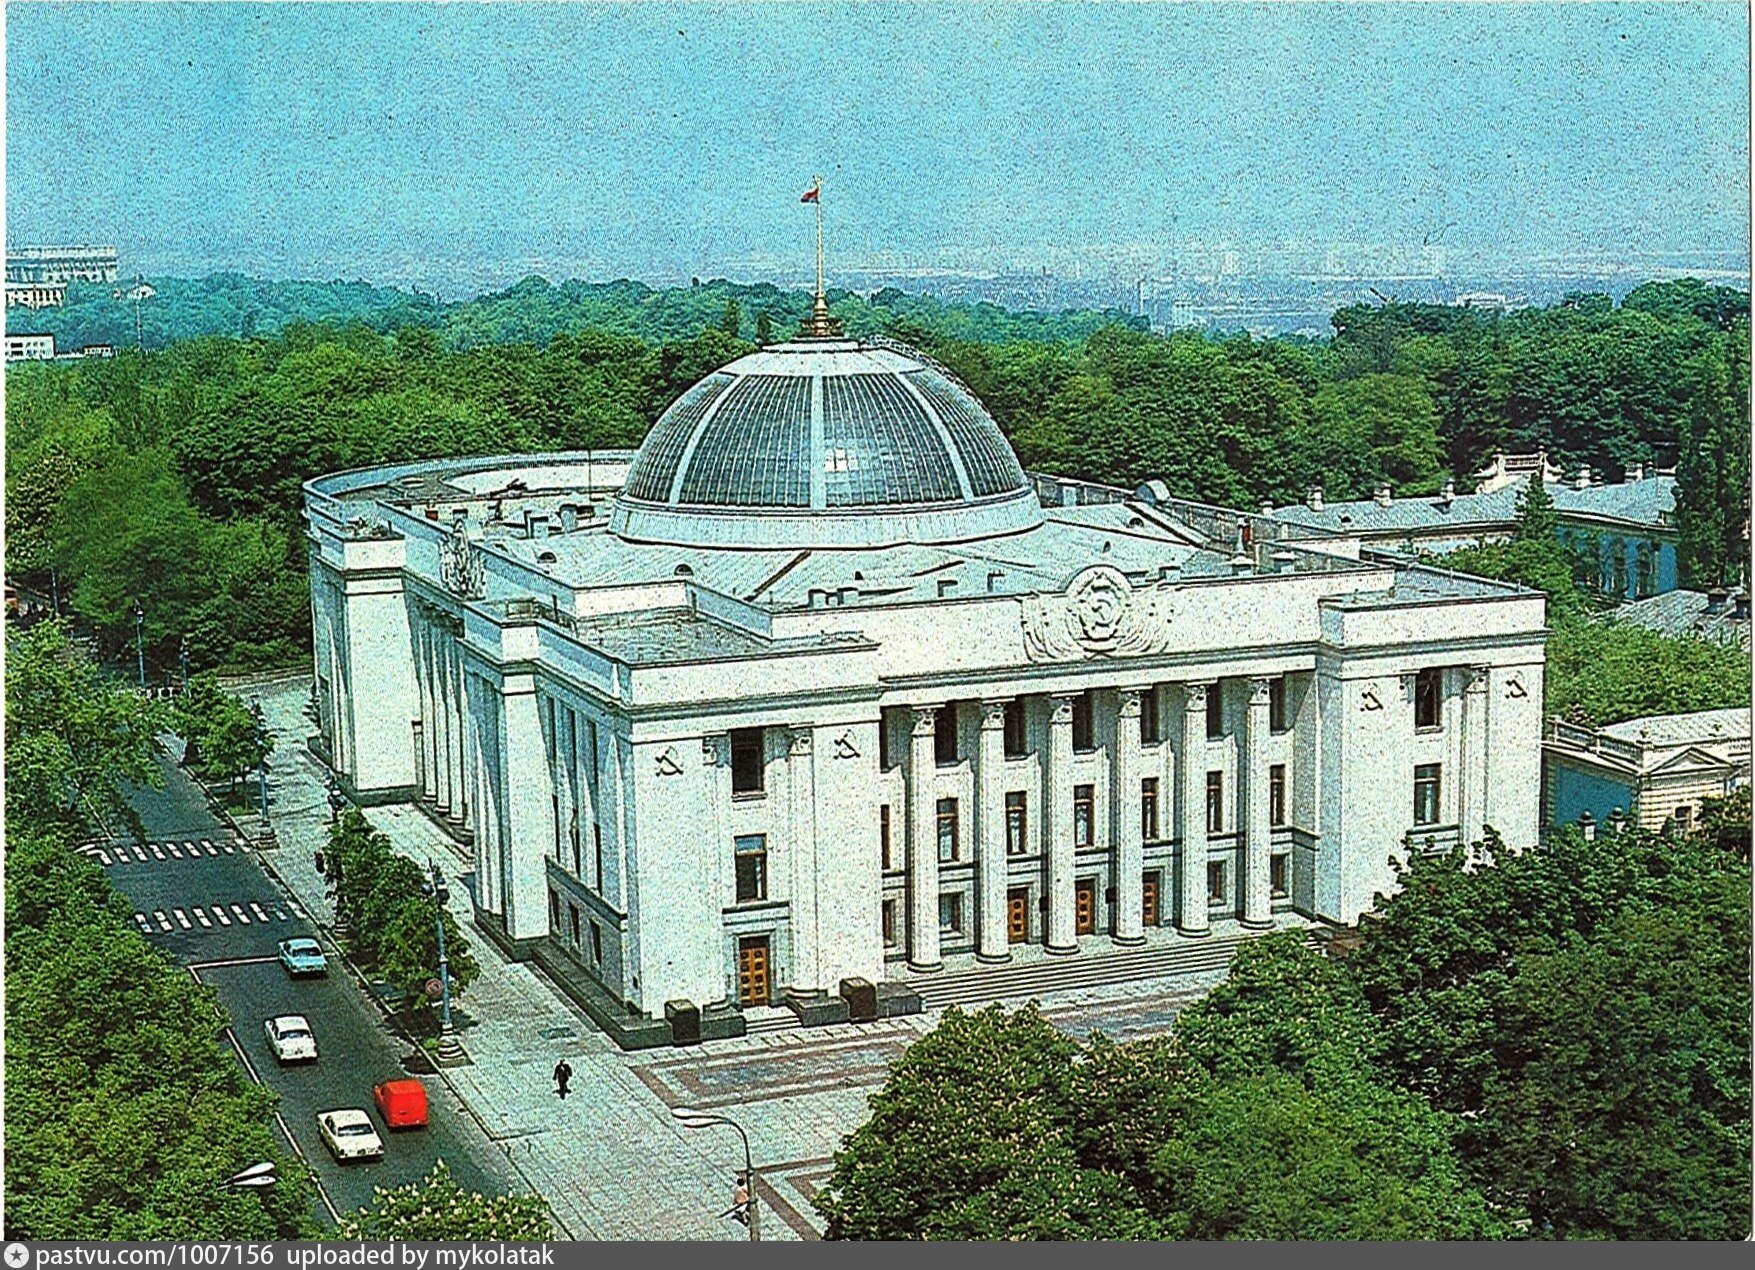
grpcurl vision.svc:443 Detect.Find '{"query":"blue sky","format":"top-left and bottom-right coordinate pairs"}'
top-left (6, 2), bottom-right (1749, 289)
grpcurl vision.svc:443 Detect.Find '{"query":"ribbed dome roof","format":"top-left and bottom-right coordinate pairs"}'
top-left (609, 338), bottom-right (1043, 549)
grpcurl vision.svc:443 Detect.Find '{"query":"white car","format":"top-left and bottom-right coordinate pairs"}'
top-left (263, 1015), bottom-right (317, 1064)
top-left (317, 1109), bottom-right (384, 1163)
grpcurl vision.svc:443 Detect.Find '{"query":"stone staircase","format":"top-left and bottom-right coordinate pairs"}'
top-left (907, 927), bottom-right (1321, 1012)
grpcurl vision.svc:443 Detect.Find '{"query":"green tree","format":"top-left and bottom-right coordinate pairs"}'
top-left (337, 1161), bottom-right (553, 1239)
top-left (1673, 334), bottom-right (1752, 588)
top-left (719, 297), bottom-right (742, 339)
top-left (175, 675), bottom-right (271, 791)
top-left (754, 309), bottom-right (773, 344)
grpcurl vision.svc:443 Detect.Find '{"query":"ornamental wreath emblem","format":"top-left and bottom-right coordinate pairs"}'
top-left (438, 518), bottom-right (485, 600)
top-left (1020, 564), bottom-right (1175, 662)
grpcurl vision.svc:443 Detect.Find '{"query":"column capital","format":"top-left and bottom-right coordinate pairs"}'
top-left (789, 726), bottom-right (814, 757)
top-left (910, 705), bottom-right (941, 736)
top-left (1182, 680), bottom-right (1213, 711)
top-left (979, 700), bottom-right (1009, 729)
top-left (1467, 665), bottom-right (1491, 693)
top-left (1248, 677), bottom-right (1273, 706)
top-left (1049, 695), bottom-right (1078, 726)
top-left (1116, 686), bottom-right (1146, 718)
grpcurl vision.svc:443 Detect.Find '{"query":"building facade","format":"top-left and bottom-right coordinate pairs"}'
top-left (306, 336), bottom-right (1547, 1033)
top-left (1544, 708), bottom-right (1751, 834)
top-left (4, 333), bottom-right (55, 361)
top-left (5, 243), bottom-right (119, 284)
top-left (5, 282), bottom-right (66, 309)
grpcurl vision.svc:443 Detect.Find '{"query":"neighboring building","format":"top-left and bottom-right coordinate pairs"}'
top-left (1269, 458), bottom-right (1680, 600)
top-left (4, 333), bottom-right (55, 361)
top-left (1544, 708), bottom-right (1751, 834)
top-left (5, 243), bottom-right (119, 284)
top-left (1615, 588), bottom-right (1750, 649)
top-left (5, 282), bottom-right (66, 309)
top-left (307, 332), bottom-right (1546, 1044)
top-left (53, 343), bottom-right (114, 361)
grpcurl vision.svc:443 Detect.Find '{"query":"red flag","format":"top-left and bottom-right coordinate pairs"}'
top-left (800, 186), bottom-right (820, 204)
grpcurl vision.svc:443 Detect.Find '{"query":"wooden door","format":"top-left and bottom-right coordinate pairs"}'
top-left (1142, 871), bottom-right (1160, 928)
top-left (1006, 888), bottom-right (1030, 943)
top-left (737, 937), bottom-right (770, 1007)
top-left (1075, 880), bottom-right (1097, 935)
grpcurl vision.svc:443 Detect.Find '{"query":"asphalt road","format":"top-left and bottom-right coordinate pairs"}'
top-left (100, 752), bottom-right (514, 1224)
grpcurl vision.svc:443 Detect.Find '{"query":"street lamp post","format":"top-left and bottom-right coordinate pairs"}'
top-left (670, 1107), bottom-right (760, 1241)
top-left (132, 599), bottom-right (146, 690)
top-left (249, 700), bottom-right (275, 847)
top-left (426, 861), bottom-right (465, 1065)
top-left (179, 635), bottom-right (189, 692)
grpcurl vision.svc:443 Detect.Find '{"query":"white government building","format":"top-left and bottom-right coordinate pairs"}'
top-left (305, 326), bottom-right (1546, 1040)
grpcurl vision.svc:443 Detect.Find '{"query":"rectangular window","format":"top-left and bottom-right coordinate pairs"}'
top-left (1674, 803), bottom-right (1694, 832)
top-left (552, 794), bottom-right (563, 862)
top-left (1141, 777), bottom-right (1160, 841)
top-left (569, 905), bottom-right (581, 948)
top-left (549, 889), bottom-right (560, 928)
top-left (939, 893), bottom-right (963, 935)
top-left (1074, 784), bottom-right (1094, 849)
top-left (937, 797), bottom-right (960, 862)
top-left (1269, 676), bottom-right (1287, 732)
top-left (1206, 770), bottom-right (1224, 835)
top-left (1005, 791), bottom-right (1028, 856)
top-left (571, 826), bottom-right (582, 878)
top-left (1207, 860), bottom-right (1227, 904)
top-left (1072, 691), bottom-right (1095, 752)
top-left (734, 833), bottom-right (768, 902)
top-left (590, 920), bottom-right (603, 965)
top-left (882, 899), bottom-right (898, 948)
top-left (730, 727), bottom-right (765, 794)
top-left (1269, 764), bottom-right (1287, 827)
top-left (1206, 684), bottom-right (1223, 740)
top-left (1414, 669), bottom-right (1443, 730)
top-left (879, 712), bottom-right (893, 770)
top-left (1413, 763), bottom-right (1441, 826)
top-left (1140, 689), bottom-right (1160, 744)
top-left (935, 704), bottom-right (959, 765)
top-left (1270, 854), bottom-right (1288, 899)
top-left (1003, 698), bottom-right (1027, 757)
top-left (880, 804), bottom-right (893, 870)
top-left (593, 823), bottom-right (603, 890)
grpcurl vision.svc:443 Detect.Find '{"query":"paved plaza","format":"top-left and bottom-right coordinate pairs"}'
top-left (244, 676), bottom-right (1234, 1240)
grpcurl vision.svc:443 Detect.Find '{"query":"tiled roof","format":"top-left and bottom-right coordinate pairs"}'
top-left (1614, 590), bottom-right (1751, 648)
top-left (1272, 475), bottom-right (1675, 537)
top-left (1600, 707), bottom-right (1751, 749)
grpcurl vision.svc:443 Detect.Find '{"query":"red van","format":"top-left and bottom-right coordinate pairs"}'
top-left (372, 1079), bottom-right (429, 1130)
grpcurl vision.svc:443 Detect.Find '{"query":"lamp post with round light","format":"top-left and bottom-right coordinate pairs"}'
top-left (424, 860), bottom-right (465, 1064)
top-left (132, 599), bottom-right (146, 690)
top-left (670, 1106), bottom-right (759, 1241)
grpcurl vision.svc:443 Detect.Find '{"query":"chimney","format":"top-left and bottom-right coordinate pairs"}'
top-left (1373, 482), bottom-right (1393, 508)
top-left (1259, 499), bottom-right (1275, 517)
top-left (1706, 586), bottom-right (1730, 614)
top-left (937, 577), bottom-right (959, 598)
top-left (1272, 550), bottom-right (1297, 574)
top-left (1608, 806), bottom-right (1626, 837)
top-left (1306, 485), bottom-right (1325, 512)
top-left (837, 586), bottom-right (860, 606)
top-left (557, 504), bottom-right (579, 532)
top-left (1579, 810), bottom-right (1596, 842)
top-left (1571, 465), bottom-right (1592, 490)
top-left (1158, 562), bottom-right (1180, 581)
top-left (1229, 552), bottom-right (1253, 575)
top-left (1438, 478), bottom-right (1456, 509)
top-left (986, 570), bottom-right (1005, 593)
top-left (1732, 589), bottom-right (1750, 621)
top-left (524, 510), bottom-right (550, 538)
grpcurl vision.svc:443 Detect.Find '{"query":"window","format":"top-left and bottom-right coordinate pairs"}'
top-left (569, 905), bottom-right (581, 947)
top-left (1072, 691), bottom-right (1095, 752)
top-left (549, 890), bottom-right (561, 928)
top-left (1005, 791), bottom-right (1028, 856)
top-left (1003, 698), bottom-right (1027, 757)
top-left (937, 797), bottom-right (960, 862)
top-left (1207, 860), bottom-right (1227, 904)
top-left (730, 728), bottom-right (765, 795)
top-left (1206, 771), bottom-right (1224, 834)
top-left (1269, 764), bottom-right (1287, 827)
top-left (882, 899), bottom-right (898, 948)
top-left (1674, 803), bottom-right (1694, 832)
top-left (1141, 777), bottom-right (1160, 841)
top-left (880, 804), bottom-right (893, 870)
top-left (1270, 854), bottom-right (1288, 899)
top-left (1206, 684), bottom-right (1223, 740)
top-left (590, 920), bottom-right (602, 965)
top-left (734, 834), bottom-right (768, 902)
top-left (1140, 689), bottom-right (1160, 744)
top-left (1074, 784), bottom-right (1095, 849)
top-left (571, 824), bottom-right (582, 877)
top-left (939, 893), bottom-right (963, 934)
top-left (1414, 669), bottom-right (1442, 730)
top-left (1413, 764), bottom-right (1441, 826)
top-left (934, 704), bottom-right (959, 765)
top-left (1269, 677), bottom-right (1287, 732)
top-left (552, 794), bottom-right (563, 861)
top-left (879, 713), bottom-right (894, 770)
top-left (593, 823), bottom-right (603, 889)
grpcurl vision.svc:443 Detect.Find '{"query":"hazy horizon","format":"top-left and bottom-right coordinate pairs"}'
top-left (7, 2), bottom-right (1750, 294)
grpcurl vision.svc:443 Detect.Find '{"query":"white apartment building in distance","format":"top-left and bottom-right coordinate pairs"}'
top-left (305, 333), bottom-right (1546, 1045)
top-left (5, 243), bottom-right (119, 284)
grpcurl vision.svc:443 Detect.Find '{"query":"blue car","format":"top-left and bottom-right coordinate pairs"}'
top-left (278, 937), bottom-right (328, 977)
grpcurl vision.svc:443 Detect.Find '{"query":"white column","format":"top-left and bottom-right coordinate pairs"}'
top-left (975, 700), bottom-right (1010, 963)
top-left (1045, 693), bottom-right (1078, 953)
top-left (1112, 688), bottom-right (1146, 945)
top-left (1459, 666), bottom-right (1489, 847)
top-left (1242, 677), bottom-right (1273, 929)
top-left (453, 640), bottom-right (472, 830)
top-left (1178, 681), bottom-right (1212, 937)
top-left (906, 705), bottom-right (942, 971)
top-left (787, 725), bottom-right (822, 991)
top-left (419, 618), bottom-right (438, 801)
top-left (501, 674), bottom-right (556, 940)
top-left (433, 628), bottom-right (454, 815)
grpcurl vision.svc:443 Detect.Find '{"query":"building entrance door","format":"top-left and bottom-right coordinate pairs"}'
top-left (737, 937), bottom-right (771, 1007)
top-left (1075, 880), bottom-right (1097, 935)
top-left (1142, 871), bottom-right (1160, 928)
top-left (1006, 888), bottom-right (1030, 943)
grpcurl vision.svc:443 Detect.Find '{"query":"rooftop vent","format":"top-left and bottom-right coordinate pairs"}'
top-left (986, 570), bottom-right (1005, 593)
top-left (1373, 482), bottom-right (1393, 508)
top-left (536, 550), bottom-right (558, 564)
top-left (1158, 562), bottom-right (1180, 581)
top-left (1571, 465), bottom-right (1593, 490)
top-left (1438, 479), bottom-right (1456, 510)
top-left (1229, 553), bottom-right (1253, 576)
top-left (1272, 550), bottom-right (1298, 575)
top-left (1706, 586), bottom-right (1730, 614)
top-left (1306, 485), bottom-right (1325, 513)
top-left (837, 586), bottom-right (860, 606)
top-left (937, 577), bottom-right (959, 597)
top-left (674, 563), bottom-right (694, 577)
top-left (1260, 499), bottom-right (1275, 517)
top-left (558, 505), bottom-right (580, 532)
top-left (523, 510), bottom-right (550, 538)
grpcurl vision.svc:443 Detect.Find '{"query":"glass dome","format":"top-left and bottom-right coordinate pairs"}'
top-left (611, 338), bottom-right (1044, 549)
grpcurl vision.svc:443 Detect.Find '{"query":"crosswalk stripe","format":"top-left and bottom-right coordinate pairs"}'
top-left (193, 908), bottom-right (212, 928)
top-left (213, 907), bottom-right (232, 926)
top-left (204, 841), bottom-right (220, 856)
top-left (132, 844), bottom-right (147, 861)
top-left (154, 910), bottom-right (172, 932)
top-left (97, 850), bottom-right (112, 866)
top-left (174, 908), bottom-right (192, 929)
top-left (222, 842), bottom-right (236, 854)
top-left (167, 843), bottom-right (184, 858)
top-left (134, 913), bottom-right (151, 932)
top-left (150, 845), bottom-right (165, 860)
top-left (275, 908), bottom-right (290, 921)
top-left (231, 904), bottom-right (251, 925)
top-left (249, 902), bottom-right (270, 922)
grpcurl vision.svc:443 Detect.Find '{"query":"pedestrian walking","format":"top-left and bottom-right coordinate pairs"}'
top-left (313, 849), bottom-right (326, 878)
top-left (718, 1175), bottom-right (751, 1226)
top-left (553, 1057), bottom-right (573, 1100)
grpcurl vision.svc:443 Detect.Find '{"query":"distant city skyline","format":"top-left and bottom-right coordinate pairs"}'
top-left (7, 2), bottom-right (1749, 296)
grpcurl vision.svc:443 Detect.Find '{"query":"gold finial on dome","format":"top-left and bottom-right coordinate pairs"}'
top-left (797, 175), bottom-right (844, 339)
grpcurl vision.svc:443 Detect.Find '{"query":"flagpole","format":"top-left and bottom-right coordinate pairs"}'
top-left (814, 175), bottom-right (824, 303)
